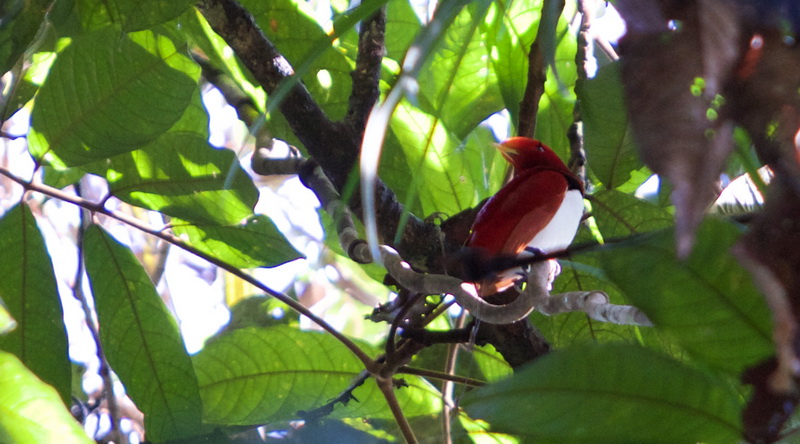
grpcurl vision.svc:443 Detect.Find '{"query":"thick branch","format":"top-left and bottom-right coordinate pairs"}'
top-left (346, 8), bottom-right (386, 133)
top-left (200, 0), bottom-right (454, 270)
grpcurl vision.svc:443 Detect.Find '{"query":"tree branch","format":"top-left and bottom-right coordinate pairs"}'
top-left (346, 8), bottom-right (386, 133)
top-left (518, 0), bottom-right (566, 138)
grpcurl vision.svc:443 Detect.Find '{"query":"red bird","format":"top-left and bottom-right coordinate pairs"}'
top-left (466, 137), bottom-right (585, 294)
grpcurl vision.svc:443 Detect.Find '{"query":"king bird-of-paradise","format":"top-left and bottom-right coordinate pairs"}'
top-left (466, 137), bottom-right (585, 295)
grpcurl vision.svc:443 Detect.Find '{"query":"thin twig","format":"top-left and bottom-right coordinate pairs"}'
top-left (376, 376), bottom-right (417, 443)
top-left (0, 166), bottom-right (376, 369)
top-left (397, 366), bottom-right (484, 388)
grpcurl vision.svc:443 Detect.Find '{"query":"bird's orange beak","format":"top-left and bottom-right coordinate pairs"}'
top-left (495, 141), bottom-right (519, 163)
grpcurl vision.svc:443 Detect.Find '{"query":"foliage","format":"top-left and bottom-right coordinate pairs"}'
top-left (1, 0), bottom-right (798, 443)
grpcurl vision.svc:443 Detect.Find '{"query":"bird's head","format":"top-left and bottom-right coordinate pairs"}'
top-left (496, 137), bottom-right (567, 172)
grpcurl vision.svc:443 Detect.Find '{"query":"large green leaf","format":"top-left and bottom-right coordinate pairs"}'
top-left (76, 87), bottom-right (259, 225)
top-left (462, 343), bottom-right (742, 443)
top-left (172, 215), bottom-right (303, 269)
top-left (577, 63), bottom-right (641, 189)
top-left (74, 0), bottom-right (195, 32)
top-left (0, 203), bottom-right (70, 403)
top-left (83, 225), bottom-right (203, 442)
top-left (601, 219), bottom-right (773, 373)
top-left (0, 351), bottom-right (91, 444)
top-left (30, 28), bottom-right (197, 166)
top-left (0, 0), bottom-right (50, 73)
top-left (388, 102), bottom-right (503, 217)
top-left (193, 326), bottom-right (441, 425)
top-left (417, 0), bottom-right (501, 140)
top-left (487, 0), bottom-right (542, 126)
top-left (384, 0), bottom-right (421, 62)
top-left (533, 18), bottom-right (577, 158)
top-left (103, 131), bottom-right (257, 225)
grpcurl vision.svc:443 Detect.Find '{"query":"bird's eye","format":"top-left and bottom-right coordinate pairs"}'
top-left (537, 146), bottom-right (544, 152)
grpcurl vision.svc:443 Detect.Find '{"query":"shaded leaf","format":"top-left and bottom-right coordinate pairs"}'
top-left (172, 215), bottom-right (303, 269)
top-left (83, 225), bottom-right (203, 442)
top-left (0, 351), bottom-right (91, 444)
top-left (0, 0), bottom-right (49, 73)
top-left (193, 326), bottom-right (440, 425)
top-left (0, 203), bottom-right (70, 403)
top-left (462, 343), bottom-right (742, 443)
top-left (617, 0), bottom-right (740, 256)
top-left (577, 62), bottom-right (641, 189)
top-left (590, 189), bottom-right (673, 239)
top-left (74, 0), bottom-right (195, 32)
top-left (30, 28), bottom-right (197, 166)
top-left (601, 218), bottom-right (773, 373)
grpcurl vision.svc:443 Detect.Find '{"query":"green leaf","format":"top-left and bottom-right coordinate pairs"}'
top-left (0, 203), bottom-right (70, 403)
top-left (74, 0), bottom-right (195, 32)
top-left (487, 0), bottom-right (541, 125)
top-left (193, 326), bottom-right (441, 425)
top-left (172, 215), bottom-right (303, 269)
top-left (83, 225), bottom-right (203, 442)
top-left (30, 28), bottom-right (197, 166)
top-left (462, 343), bottom-right (742, 443)
top-left (417, 0), bottom-right (501, 140)
top-left (0, 0), bottom-right (50, 73)
top-left (102, 132), bottom-right (258, 225)
top-left (534, 19), bottom-right (577, 157)
top-left (577, 63), bottom-right (641, 189)
top-left (384, 0), bottom-right (420, 61)
top-left (590, 189), bottom-right (673, 239)
top-left (389, 101), bottom-right (499, 217)
top-left (0, 351), bottom-right (92, 444)
top-left (600, 218), bottom-right (773, 373)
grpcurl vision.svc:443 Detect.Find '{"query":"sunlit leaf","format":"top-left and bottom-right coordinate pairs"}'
top-left (487, 0), bottom-right (542, 126)
top-left (384, 0), bottom-right (421, 61)
top-left (30, 28), bottom-right (197, 166)
top-left (0, 351), bottom-right (91, 444)
top-left (83, 225), bottom-right (204, 442)
top-left (172, 215), bottom-right (303, 268)
top-left (0, 203), bottom-right (70, 403)
top-left (193, 326), bottom-right (441, 425)
top-left (389, 100), bottom-right (495, 217)
top-left (601, 218), bottom-right (773, 373)
top-left (462, 343), bottom-right (742, 443)
top-left (417, 0), bottom-right (501, 139)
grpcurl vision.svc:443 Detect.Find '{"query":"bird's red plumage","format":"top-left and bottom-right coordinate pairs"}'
top-left (466, 137), bottom-right (583, 295)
